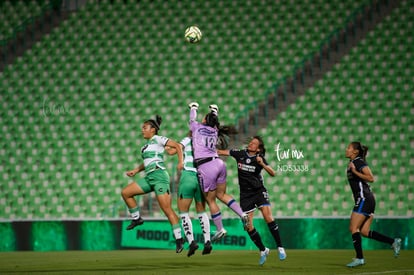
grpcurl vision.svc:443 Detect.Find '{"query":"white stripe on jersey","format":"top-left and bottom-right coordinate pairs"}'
top-left (180, 137), bottom-right (197, 173)
top-left (142, 135), bottom-right (168, 173)
top-left (358, 181), bottom-right (365, 199)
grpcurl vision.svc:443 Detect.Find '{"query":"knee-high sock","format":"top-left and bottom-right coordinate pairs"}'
top-left (180, 212), bottom-right (194, 243)
top-left (198, 212), bottom-right (211, 242)
top-left (211, 211), bottom-right (223, 231)
top-left (248, 228), bottom-right (266, 251)
top-left (352, 232), bottom-right (363, 259)
top-left (267, 221), bottom-right (283, 247)
top-left (172, 223), bottom-right (182, 240)
top-left (368, 230), bottom-right (393, 245)
top-left (227, 199), bottom-right (244, 217)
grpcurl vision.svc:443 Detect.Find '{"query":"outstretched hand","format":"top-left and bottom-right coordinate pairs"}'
top-left (209, 104), bottom-right (219, 114)
top-left (126, 169), bottom-right (137, 177)
top-left (189, 102), bottom-right (199, 109)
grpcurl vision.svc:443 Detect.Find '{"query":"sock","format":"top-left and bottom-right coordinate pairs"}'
top-left (248, 228), bottom-right (266, 251)
top-left (211, 211), bottom-right (223, 231)
top-left (267, 221), bottom-right (283, 247)
top-left (172, 223), bottom-right (182, 240)
top-left (128, 206), bottom-right (140, 219)
top-left (227, 199), bottom-right (245, 217)
top-left (198, 212), bottom-right (211, 242)
top-left (180, 213), bottom-right (194, 243)
top-left (368, 230), bottom-right (394, 245)
top-left (352, 232), bottom-right (363, 259)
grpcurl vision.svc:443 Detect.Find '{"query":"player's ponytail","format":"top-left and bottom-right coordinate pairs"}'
top-left (203, 109), bottom-right (237, 149)
top-left (361, 145), bottom-right (368, 161)
top-left (145, 115), bottom-right (162, 134)
top-left (216, 125), bottom-right (238, 150)
top-left (351, 141), bottom-right (368, 161)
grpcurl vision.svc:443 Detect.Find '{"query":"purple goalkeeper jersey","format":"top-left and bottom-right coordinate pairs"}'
top-left (189, 108), bottom-right (219, 160)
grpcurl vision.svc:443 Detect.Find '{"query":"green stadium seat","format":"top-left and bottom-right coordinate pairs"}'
top-left (1, 0), bottom-right (412, 219)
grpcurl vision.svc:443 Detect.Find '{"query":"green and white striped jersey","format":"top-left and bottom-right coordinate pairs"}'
top-left (180, 137), bottom-right (197, 173)
top-left (141, 135), bottom-right (168, 173)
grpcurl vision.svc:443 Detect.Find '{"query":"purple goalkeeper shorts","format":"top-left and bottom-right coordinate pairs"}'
top-left (197, 158), bottom-right (227, 192)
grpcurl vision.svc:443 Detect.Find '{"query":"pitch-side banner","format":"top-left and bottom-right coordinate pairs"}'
top-left (121, 218), bottom-right (258, 250)
top-left (121, 217), bottom-right (413, 250)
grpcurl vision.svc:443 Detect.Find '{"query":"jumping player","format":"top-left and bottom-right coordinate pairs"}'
top-left (166, 132), bottom-right (212, 256)
top-left (218, 136), bottom-right (286, 265)
top-left (121, 115), bottom-right (186, 253)
top-left (189, 102), bottom-right (249, 241)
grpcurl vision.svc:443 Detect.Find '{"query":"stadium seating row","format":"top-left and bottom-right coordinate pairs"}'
top-left (0, 0), bottom-right (412, 219)
top-left (254, 0), bottom-right (413, 217)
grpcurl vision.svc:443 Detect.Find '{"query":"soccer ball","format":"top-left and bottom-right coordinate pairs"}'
top-left (184, 26), bottom-right (202, 43)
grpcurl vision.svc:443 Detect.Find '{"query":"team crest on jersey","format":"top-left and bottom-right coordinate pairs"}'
top-left (246, 158), bottom-right (251, 164)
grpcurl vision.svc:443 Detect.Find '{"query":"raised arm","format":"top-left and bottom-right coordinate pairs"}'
top-left (349, 162), bottom-right (375, 182)
top-left (126, 163), bottom-right (145, 177)
top-left (166, 139), bottom-right (184, 170)
top-left (257, 155), bottom-right (276, 177)
top-left (217, 149), bottom-right (230, 156)
top-left (189, 102), bottom-right (199, 123)
top-left (165, 145), bottom-right (178, 156)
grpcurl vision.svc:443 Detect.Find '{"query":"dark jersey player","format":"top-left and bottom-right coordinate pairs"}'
top-left (345, 141), bottom-right (401, 267)
top-left (218, 136), bottom-right (286, 266)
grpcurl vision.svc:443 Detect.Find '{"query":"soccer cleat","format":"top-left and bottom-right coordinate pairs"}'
top-left (126, 217), bottom-right (144, 230)
top-left (202, 241), bottom-right (213, 255)
top-left (176, 238), bottom-right (185, 253)
top-left (278, 247), bottom-right (287, 261)
top-left (392, 238), bottom-right (402, 258)
top-left (346, 258), bottom-right (365, 267)
top-left (211, 228), bottom-right (227, 242)
top-left (187, 241), bottom-right (199, 257)
top-left (241, 214), bottom-right (250, 231)
top-left (259, 248), bottom-right (270, 266)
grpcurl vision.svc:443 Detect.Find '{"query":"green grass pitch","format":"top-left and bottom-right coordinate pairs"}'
top-left (0, 249), bottom-right (413, 275)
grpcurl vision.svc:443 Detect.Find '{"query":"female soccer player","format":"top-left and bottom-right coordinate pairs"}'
top-left (218, 136), bottom-right (286, 266)
top-left (166, 132), bottom-right (212, 257)
top-left (189, 102), bottom-right (249, 241)
top-left (345, 141), bottom-right (401, 267)
top-left (121, 115), bottom-right (185, 253)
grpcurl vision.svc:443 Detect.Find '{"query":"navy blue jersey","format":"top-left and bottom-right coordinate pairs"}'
top-left (347, 157), bottom-right (372, 201)
top-left (229, 149), bottom-right (267, 192)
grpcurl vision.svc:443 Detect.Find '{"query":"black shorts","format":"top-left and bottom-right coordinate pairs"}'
top-left (352, 194), bottom-right (376, 217)
top-left (240, 187), bottom-right (271, 212)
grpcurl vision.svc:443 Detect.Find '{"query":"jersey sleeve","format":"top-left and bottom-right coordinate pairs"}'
top-left (154, 135), bottom-right (169, 147)
top-left (229, 149), bottom-right (244, 159)
top-left (189, 108), bottom-right (198, 132)
top-left (354, 158), bottom-right (368, 172)
top-left (189, 107), bottom-right (197, 122)
top-left (180, 136), bottom-right (191, 148)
